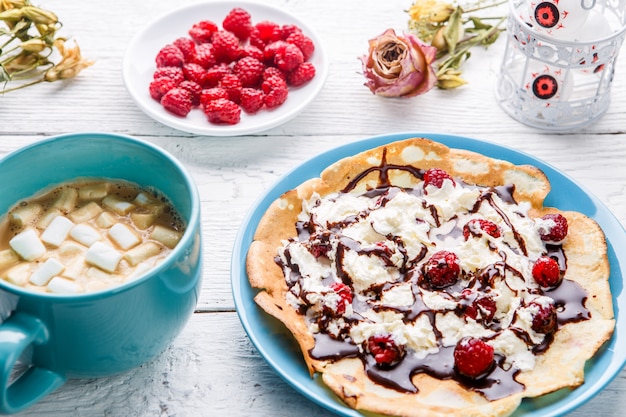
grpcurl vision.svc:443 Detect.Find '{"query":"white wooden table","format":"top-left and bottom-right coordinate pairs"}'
top-left (2, 0), bottom-right (625, 416)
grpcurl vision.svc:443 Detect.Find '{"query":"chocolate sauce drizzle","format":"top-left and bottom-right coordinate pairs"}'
top-left (278, 149), bottom-right (590, 401)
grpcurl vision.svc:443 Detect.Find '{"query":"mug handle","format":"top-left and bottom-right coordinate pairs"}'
top-left (0, 312), bottom-right (66, 414)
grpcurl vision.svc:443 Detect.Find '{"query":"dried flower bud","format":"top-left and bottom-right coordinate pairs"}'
top-left (408, 0), bottom-right (455, 24)
top-left (36, 23), bottom-right (56, 38)
top-left (44, 39), bottom-right (94, 82)
top-left (360, 28), bottom-right (437, 97)
top-left (0, 7), bottom-right (23, 21)
top-left (2, 50), bottom-right (48, 74)
top-left (19, 38), bottom-right (47, 52)
top-left (22, 6), bottom-right (57, 25)
top-left (437, 69), bottom-right (467, 89)
top-left (1, 0), bottom-right (26, 10)
top-left (431, 27), bottom-right (448, 52)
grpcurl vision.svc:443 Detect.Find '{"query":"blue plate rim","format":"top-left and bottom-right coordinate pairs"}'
top-left (231, 132), bottom-right (626, 417)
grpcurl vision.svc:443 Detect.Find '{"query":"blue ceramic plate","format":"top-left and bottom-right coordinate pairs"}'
top-left (231, 132), bottom-right (626, 417)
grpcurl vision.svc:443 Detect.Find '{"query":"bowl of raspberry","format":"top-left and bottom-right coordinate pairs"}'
top-left (123, 1), bottom-right (328, 136)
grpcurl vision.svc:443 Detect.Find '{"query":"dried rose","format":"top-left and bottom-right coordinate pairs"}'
top-left (359, 28), bottom-right (437, 97)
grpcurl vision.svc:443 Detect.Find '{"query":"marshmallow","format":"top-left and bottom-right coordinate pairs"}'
top-left (109, 223), bottom-right (140, 250)
top-left (150, 225), bottom-right (182, 249)
top-left (133, 192), bottom-right (153, 206)
top-left (47, 277), bottom-right (81, 294)
top-left (69, 201), bottom-right (103, 223)
top-left (5, 263), bottom-right (31, 286)
top-left (0, 249), bottom-right (19, 270)
top-left (10, 229), bottom-right (46, 261)
top-left (85, 241), bottom-right (122, 273)
top-left (29, 258), bottom-right (65, 286)
top-left (58, 241), bottom-right (85, 257)
top-left (61, 257), bottom-right (85, 281)
top-left (52, 187), bottom-right (78, 212)
top-left (41, 216), bottom-right (75, 247)
top-left (130, 212), bottom-right (156, 230)
top-left (78, 182), bottom-right (109, 200)
top-left (36, 209), bottom-right (62, 230)
top-left (124, 242), bottom-right (161, 266)
top-left (10, 203), bottom-right (41, 227)
top-left (95, 212), bottom-right (117, 229)
top-left (102, 195), bottom-right (135, 215)
top-left (70, 224), bottom-right (102, 246)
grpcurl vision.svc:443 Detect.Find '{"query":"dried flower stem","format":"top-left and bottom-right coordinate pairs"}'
top-left (408, 0), bottom-right (507, 89)
top-left (0, 0), bottom-right (93, 94)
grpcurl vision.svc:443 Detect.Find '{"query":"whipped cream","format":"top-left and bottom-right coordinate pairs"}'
top-left (277, 163), bottom-right (585, 396)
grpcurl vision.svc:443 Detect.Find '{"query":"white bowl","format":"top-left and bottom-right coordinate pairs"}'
top-left (123, 1), bottom-right (328, 136)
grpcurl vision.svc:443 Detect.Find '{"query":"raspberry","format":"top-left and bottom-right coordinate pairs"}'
top-left (532, 256), bottom-right (562, 288)
top-left (286, 31), bottom-right (315, 61)
top-left (366, 334), bottom-right (404, 367)
top-left (153, 66), bottom-right (184, 84)
top-left (463, 219), bottom-right (501, 240)
top-left (454, 337), bottom-right (494, 379)
top-left (274, 43), bottom-right (304, 72)
top-left (182, 62), bottom-right (207, 87)
top-left (212, 30), bottom-right (241, 63)
top-left (287, 62), bottom-right (316, 87)
top-left (160, 87), bottom-right (193, 117)
top-left (200, 87), bottom-right (229, 107)
top-left (149, 78), bottom-right (177, 101)
top-left (192, 43), bottom-right (216, 69)
top-left (263, 66), bottom-right (286, 81)
top-left (309, 234), bottom-right (332, 258)
top-left (222, 7), bottom-right (252, 41)
top-left (422, 250), bottom-right (460, 289)
top-left (233, 56), bottom-right (265, 88)
top-left (178, 80), bottom-right (202, 106)
top-left (204, 63), bottom-right (232, 88)
top-left (263, 40), bottom-right (290, 66)
top-left (262, 75), bottom-right (288, 108)
top-left (329, 282), bottom-right (352, 315)
top-left (538, 213), bottom-right (568, 243)
top-left (240, 45), bottom-right (264, 61)
top-left (464, 292), bottom-right (497, 323)
top-left (200, 87), bottom-right (228, 107)
top-left (249, 20), bottom-right (282, 49)
top-left (262, 75), bottom-right (287, 94)
top-left (155, 44), bottom-right (184, 68)
top-left (280, 24), bottom-right (302, 40)
top-left (173, 37), bottom-right (196, 61)
top-left (219, 73), bottom-right (243, 103)
top-left (203, 98), bottom-right (241, 124)
top-left (423, 167), bottom-right (456, 189)
top-left (188, 20), bottom-right (218, 44)
top-left (529, 301), bottom-right (557, 334)
top-left (239, 87), bottom-right (264, 114)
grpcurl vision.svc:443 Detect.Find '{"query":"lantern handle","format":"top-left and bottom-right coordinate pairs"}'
top-left (581, 0), bottom-right (596, 10)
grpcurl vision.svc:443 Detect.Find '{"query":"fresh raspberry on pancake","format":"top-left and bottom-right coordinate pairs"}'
top-left (422, 250), bottom-right (460, 289)
top-left (532, 256), bottom-right (562, 288)
top-left (530, 302), bottom-right (558, 334)
top-left (367, 334), bottom-right (404, 367)
top-left (454, 337), bottom-right (495, 378)
top-left (423, 167), bottom-right (456, 189)
top-left (329, 282), bottom-right (352, 315)
top-left (463, 219), bottom-right (501, 240)
top-left (538, 213), bottom-right (568, 243)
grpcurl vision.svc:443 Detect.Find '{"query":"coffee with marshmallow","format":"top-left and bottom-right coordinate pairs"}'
top-left (0, 179), bottom-right (185, 294)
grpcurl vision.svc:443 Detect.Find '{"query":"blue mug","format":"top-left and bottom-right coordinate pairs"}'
top-left (0, 133), bottom-right (203, 414)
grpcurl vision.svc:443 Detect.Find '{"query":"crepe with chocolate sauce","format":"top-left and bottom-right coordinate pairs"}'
top-left (246, 137), bottom-right (614, 417)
